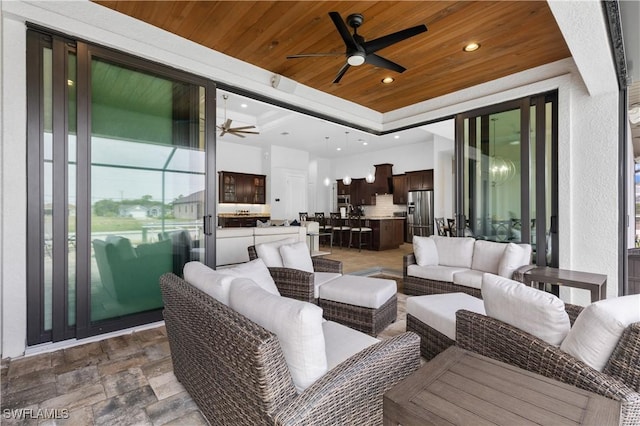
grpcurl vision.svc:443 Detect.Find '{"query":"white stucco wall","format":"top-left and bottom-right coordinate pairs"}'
top-left (0, 0), bottom-right (623, 357)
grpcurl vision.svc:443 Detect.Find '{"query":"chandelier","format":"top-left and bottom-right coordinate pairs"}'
top-left (488, 118), bottom-right (515, 186)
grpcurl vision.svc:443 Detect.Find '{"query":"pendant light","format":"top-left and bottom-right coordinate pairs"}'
top-left (342, 131), bottom-right (351, 185)
top-left (488, 118), bottom-right (515, 186)
top-left (323, 136), bottom-right (331, 186)
top-left (363, 137), bottom-right (375, 183)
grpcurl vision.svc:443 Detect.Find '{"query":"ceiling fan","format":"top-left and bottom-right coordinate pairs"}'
top-left (217, 94), bottom-right (259, 138)
top-left (287, 12), bottom-right (427, 84)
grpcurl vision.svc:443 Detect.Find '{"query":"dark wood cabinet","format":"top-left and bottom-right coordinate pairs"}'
top-left (219, 171), bottom-right (266, 204)
top-left (392, 174), bottom-right (407, 204)
top-left (370, 219), bottom-right (405, 250)
top-left (351, 178), bottom-right (376, 206)
top-left (218, 215), bottom-right (270, 228)
top-left (407, 169), bottom-right (434, 191)
top-left (337, 180), bottom-right (349, 195)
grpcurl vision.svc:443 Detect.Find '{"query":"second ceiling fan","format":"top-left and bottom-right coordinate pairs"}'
top-left (287, 12), bottom-right (428, 84)
top-left (217, 94), bottom-right (259, 138)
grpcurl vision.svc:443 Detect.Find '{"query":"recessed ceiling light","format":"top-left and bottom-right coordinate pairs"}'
top-left (337, 147), bottom-right (342, 151)
top-left (394, 135), bottom-right (400, 139)
top-left (463, 42), bottom-right (480, 52)
top-left (381, 77), bottom-right (395, 84)
top-left (240, 103), bottom-right (248, 108)
top-left (363, 141), bottom-right (368, 146)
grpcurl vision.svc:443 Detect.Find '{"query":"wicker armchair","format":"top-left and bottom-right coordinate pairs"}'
top-left (160, 273), bottom-right (421, 425)
top-left (248, 245), bottom-right (342, 303)
top-left (456, 306), bottom-right (640, 425)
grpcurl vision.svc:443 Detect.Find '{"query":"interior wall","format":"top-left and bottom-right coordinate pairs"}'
top-left (269, 145), bottom-right (309, 220)
top-left (434, 136), bottom-right (455, 219)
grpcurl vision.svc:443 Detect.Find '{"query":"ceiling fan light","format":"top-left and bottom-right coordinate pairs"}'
top-left (347, 53), bottom-right (366, 66)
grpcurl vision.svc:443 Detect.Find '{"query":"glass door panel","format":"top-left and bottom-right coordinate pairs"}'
top-left (463, 109), bottom-right (522, 242)
top-left (89, 58), bottom-right (205, 321)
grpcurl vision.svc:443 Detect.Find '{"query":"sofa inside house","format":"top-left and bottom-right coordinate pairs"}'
top-left (404, 235), bottom-right (532, 298)
top-left (159, 259), bottom-right (420, 425)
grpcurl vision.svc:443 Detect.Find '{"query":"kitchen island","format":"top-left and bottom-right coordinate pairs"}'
top-left (366, 217), bottom-right (406, 251)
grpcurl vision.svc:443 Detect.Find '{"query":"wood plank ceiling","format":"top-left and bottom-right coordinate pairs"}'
top-left (93, 1), bottom-right (571, 113)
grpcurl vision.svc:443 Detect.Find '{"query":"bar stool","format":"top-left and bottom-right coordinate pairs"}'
top-left (330, 212), bottom-right (350, 248)
top-left (348, 212), bottom-right (372, 251)
top-left (315, 212), bottom-right (333, 250)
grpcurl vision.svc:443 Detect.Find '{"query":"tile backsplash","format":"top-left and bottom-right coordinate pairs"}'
top-left (362, 194), bottom-right (406, 217)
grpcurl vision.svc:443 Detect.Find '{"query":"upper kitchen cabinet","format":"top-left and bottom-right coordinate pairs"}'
top-left (337, 180), bottom-right (350, 196)
top-left (218, 171), bottom-right (266, 204)
top-left (406, 169), bottom-right (434, 191)
top-left (392, 174), bottom-right (407, 204)
top-left (351, 178), bottom-right (376, 206)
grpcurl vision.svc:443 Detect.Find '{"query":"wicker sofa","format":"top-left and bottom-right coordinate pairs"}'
top-left (403, 236), bottom-right (532, 298)
top-left (456, 306), bottom-right (640, 425)
top-left (159, 272), bottom-right (421, 425)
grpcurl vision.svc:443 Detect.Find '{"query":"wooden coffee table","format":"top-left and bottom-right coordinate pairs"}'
top-left (383, 346), bottom-right (620, 425)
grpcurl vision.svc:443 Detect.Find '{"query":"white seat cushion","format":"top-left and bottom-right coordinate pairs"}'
top-left (220, 258), bottom-right (280, 296)
top-left (482, 273), bottom-right (570, 346)
top-left (432, 236), bottom-right (475, 268)
top-left (183, 261), bottom-right (235, 305)
top-left (228, 278), bottom-right (327, 392)
top-left (406, 293), bottom-right (485, 340)
top-left (560, 294), bottom-right (640, 371)
top-left (254, 237), bottom-right (297, 267)
top-left (280, 241), bottom-right (313, 273)
top-left (407, 264), bottom-right (469, 282)
top-left (322, 321), bottom-right (379, 370)
top-left (318, 275), bottom-right (396, 309)
top-left (413, 236), bottom-right (439, 266)
top-left (313, 272), bottom-right (342, 298)
top-left (452, 269), bottom-right (484, 289)
top-left (471, 240), bottom-right (506, 274)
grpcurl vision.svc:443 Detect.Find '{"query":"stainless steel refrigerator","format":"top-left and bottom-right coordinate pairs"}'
top-left (406, 190), bottom-right (434, 242)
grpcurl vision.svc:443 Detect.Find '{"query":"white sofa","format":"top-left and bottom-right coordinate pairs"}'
top-left (403, 235), bottom-right (532, 298)
top-left (216, 224), bottom-right (314, 267)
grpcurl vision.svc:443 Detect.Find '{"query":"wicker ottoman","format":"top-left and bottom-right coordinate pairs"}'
top-left (406, 292), bottom-right (485, 360)
top-left (318, 275), bottom-right (398, 336)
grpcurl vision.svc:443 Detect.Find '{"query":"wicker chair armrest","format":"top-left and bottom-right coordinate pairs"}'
top-left (274, 332), bottom-right (421, 425)
top-left (403, 253), bottom-right (416, 277)
top-left (605, 322), bottom-right (640, 392)
top-left (312, 257), bottom-right (342, 273)
top-left (455, 310), bottom-right (640, 407)
top-left (267, 267), bottom-right (315, 303)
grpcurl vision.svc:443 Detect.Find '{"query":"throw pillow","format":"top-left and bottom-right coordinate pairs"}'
top-left (183, 261), bottom-right (235, 305)
top-left (432, 236), bottom-right (475, 268)
top-left (413, 236), bottom-right (439, 266)
top-left (471, 240), bottom-right (507, 274)
top-left (482, 273), bottom-right (570, 346)
top-left (222, 258), bottom-right (280, 296)
top-left (280, 241), bottom-right (314, 273)
top-left (560, 294), bottom-right (640, 371)
top-left (497, 243), bottom-right (531, 278)
top-left (228, 278), bottom-right (327, 392)
top-left (255, 237), bottom-right (297, 267)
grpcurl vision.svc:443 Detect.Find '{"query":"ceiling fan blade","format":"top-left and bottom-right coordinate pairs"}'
top-left (229, 132), bottom-right (246, 138)
top-left (231, 130), bottom-right (260, 135)
top-left (229, 125), bottom-right (256, 131)
top-left (329, 12), bottom-right (358, 51)
top-left (363, 24), bottom-right (428, 54)
top-left (332, 63), bottom-right (351, 84)
top-left (287, 53), bottom-right (343, 59)
top-left (365, 54), bottom-right (406, 73)
top-left (224, 118), bottom-right (232, 129)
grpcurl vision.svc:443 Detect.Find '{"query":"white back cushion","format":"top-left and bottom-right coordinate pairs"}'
top-left (498, 243), bottom-right (532, 278)
top-left (254, 237), bottom-right (297, 267)
top-left (413, 236), bottom-right (439, 266)
top-left (280, 241), bottom-right (314, 273)
top-left (560, 294), bottom-right (640, 371)
top-left (433, 236), bottom-right (475, 268)
top-left (222, 258), bottom-right (280, 296)
top-left (482, 273), bottom-right (570, 346)
top-left (228, 278), bottom-right (327, 392)
top-left (183, 261), bottom-right (235, 305)
top-left (471, 240), bottom-right (506, 274)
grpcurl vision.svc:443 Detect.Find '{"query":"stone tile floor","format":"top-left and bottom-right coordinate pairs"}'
top-left (1, 245), bottom-right (413, 425)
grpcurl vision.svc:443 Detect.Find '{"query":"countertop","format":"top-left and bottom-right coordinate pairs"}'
top-left (218, 213), bottom-right (270, 218)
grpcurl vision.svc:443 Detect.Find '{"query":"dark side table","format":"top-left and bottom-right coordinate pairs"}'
top-left (522, 266), bottom-right (607, 302)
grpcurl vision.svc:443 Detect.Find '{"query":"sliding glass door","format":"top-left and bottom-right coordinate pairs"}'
top-left (455, 93), bottom-right (558, 266)
top-left (27, 29), bottom-right (216, 345)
